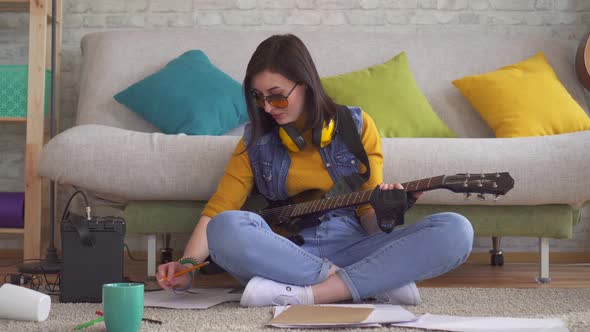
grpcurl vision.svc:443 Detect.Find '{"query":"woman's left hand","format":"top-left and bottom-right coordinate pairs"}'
top-left (379, 183), bottom-right (424, 200)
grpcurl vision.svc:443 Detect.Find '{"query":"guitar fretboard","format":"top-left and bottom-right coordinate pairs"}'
top-left (259, 175), bottom-right (445, 224)
top-left (401, 175), bottom-right (445, 194)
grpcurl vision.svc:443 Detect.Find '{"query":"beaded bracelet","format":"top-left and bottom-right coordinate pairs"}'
top-left (172, 257), bottom-right (200, 293)
top-left (178, 256), bottom-right (200, 267)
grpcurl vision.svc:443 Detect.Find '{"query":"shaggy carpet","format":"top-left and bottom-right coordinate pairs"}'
top-left (2, 288), bottom-right (588, 331)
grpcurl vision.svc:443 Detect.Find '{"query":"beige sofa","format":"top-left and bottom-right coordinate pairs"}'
top-left (39, 30), bottom-right (590, 281)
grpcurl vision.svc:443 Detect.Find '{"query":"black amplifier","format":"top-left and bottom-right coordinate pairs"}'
top-left (60, 213), bottom-right (126, 303)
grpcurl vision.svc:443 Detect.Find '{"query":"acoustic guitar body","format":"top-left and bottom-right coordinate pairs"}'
top-left (575, 33), bottom-right (590, 91)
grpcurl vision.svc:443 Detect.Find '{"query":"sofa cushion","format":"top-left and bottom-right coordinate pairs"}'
top-left (39, 124), bottom-right (590, 208)
top-left (123, 201), bottom-right (575, 239)
top-left (321, 52), bottom-right (456, 138)
top-left (452, 52), bottom-right (590, 138)
top-left (124, 201), bottom-right (206, 234)
top-left (113, 50), bottom-right (249, 135)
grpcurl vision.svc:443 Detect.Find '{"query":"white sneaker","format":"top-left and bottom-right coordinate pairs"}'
top-left (374, 282), bottom-right (422, 305)
top-left (240, 276), bottom-right (314, 307)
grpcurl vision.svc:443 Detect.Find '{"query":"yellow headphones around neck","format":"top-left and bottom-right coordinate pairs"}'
top-left (279, 118), bottom-right (335, 152)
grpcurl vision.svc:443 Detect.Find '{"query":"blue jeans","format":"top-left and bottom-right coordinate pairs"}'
top-left (207, 208), bottom-right (474, 302)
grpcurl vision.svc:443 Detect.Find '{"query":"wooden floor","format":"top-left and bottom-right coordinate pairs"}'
top-left (1, 254), bottom-right (589, 290)
top-left (417, 263), bottom-right (590, 288)
top-left (184, 262), bottom-right (590, 290)
top-left (150, 252), bottom-right (590, 289)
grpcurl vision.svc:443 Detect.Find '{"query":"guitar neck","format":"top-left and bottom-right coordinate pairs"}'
top-left (260, 175), bottom-right (445, 221)
top-left (401, 175), bottom-right (445, 194)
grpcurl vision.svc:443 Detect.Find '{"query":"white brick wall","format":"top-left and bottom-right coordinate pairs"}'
top-left (0, 0), bottom-right (589, 252)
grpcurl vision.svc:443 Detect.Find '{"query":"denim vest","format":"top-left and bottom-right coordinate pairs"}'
top-left (243, 106), bottom-right (364, 202)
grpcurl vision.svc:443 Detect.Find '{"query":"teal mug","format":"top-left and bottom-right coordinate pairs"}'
top-left (102, 283), bottom-right (144, 332)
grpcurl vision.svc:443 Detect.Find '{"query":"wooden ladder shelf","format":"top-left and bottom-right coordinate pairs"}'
top-left (0, 0), bottom-right (62, 260)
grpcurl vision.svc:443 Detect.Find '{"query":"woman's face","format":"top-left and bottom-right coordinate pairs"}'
top-left (251, 70), bottom-right (306, 125)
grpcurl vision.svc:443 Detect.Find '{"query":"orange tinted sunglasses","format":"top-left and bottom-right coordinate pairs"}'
top-left (252, 83), bottom-right (298, 109)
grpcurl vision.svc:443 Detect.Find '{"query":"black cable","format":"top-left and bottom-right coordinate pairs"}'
top-left (61, 190), bottom-right (90, 222)
top-left (0, 258), bottom-right (43, 268)
top-left (49, 0), bottom-right (56, 140)
top-left (124, 243), bottom-right (147, 262)
top-left (122, 277), bottom-right (146, 286)
top-left (30, 273), bottom-right (42, 291)
top-left (45, 0), bottom-right (58, 258)
top-left (2, 268), bottom-right (59, 295)
top-left (40, 267), bottom-right (60, 293)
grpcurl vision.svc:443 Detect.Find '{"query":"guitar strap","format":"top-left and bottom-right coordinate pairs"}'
top-left (243, 105), bottom-right (372, 245)
top-left (333, 105), bottom-right (416, 217)
top-left (326, 105), bottom-right (371, 197)
top-left (277, 106), bottom-right (372, 245)
top-left (248, 105), bottom-right (371, 205)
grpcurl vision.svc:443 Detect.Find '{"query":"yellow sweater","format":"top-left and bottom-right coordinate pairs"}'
top-left (201, 111), bottom-right (383, 218)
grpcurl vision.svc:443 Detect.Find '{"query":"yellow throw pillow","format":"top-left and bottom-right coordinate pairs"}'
top-left (452, 52), bottom-right (590, 138)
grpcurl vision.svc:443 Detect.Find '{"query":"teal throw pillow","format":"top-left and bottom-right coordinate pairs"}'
top-left (114, 50), bottom-right (249, 135)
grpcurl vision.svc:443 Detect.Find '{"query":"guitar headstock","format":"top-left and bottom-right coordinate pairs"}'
top-left (441, 172), bottom-right (514, 201)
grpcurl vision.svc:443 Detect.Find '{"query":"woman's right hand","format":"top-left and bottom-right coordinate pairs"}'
top-left (157, 261), bottom-right (192, 290)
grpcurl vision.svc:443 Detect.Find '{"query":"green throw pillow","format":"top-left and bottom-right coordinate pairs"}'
top-left (114, 50), bottom-right (249, 135)
top-left (321, 52), bottom-right (456, 138)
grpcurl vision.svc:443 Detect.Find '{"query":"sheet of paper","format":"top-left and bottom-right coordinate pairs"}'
top-left (269, 304), bottom-right (417, 328)
top-left (391, 313), bottom-right (569, 332)
top-left (144, 288), bottom-right (241, 309)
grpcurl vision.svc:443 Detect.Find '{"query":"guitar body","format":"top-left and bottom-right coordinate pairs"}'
top-left (575, 33), bottom-right (590, 91)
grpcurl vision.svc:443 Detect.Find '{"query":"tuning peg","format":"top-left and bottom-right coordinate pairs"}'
top-left (464, 193), bottom-right (471, 200)
top-left (477, 193), bottom-right (486, 200)
top-left (494, 194), bottom-right (500, 201)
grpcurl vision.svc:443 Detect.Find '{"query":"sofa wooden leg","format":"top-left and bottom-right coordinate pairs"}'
top-left (147, 234), bottom-right (157, 278)
top-left (490, 236), bottom-right (504, 266)
top-left (536, 237), bottom-right (551, 283)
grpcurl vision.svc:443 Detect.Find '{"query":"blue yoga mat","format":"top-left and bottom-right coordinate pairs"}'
top-left (0, 192), bottom-right (24, 227)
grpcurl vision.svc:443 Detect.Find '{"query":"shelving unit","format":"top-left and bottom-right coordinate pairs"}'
top-left (0, 0), bottom-right (29, 12)
top-left (0, 117), bottom-right (27, 122)
top-left (0, 0), bottom-right (61, 260)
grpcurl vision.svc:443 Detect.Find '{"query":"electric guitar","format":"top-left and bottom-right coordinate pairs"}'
top-left (575, 32), bottom-right (590, 91)
top-left (257, 172), bottom-right (515, 232)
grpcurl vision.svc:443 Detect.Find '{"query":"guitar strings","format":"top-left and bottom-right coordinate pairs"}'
top-left (259, 176), bottom-right (440, 221)
top-left (261, 190), bottom-right (374, 220)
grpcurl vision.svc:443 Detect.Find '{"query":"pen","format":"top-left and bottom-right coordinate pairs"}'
top-left (142, 317), bottom-right (163, 324)
top-left (158, 261), bottom-right (210, 282)
top-left (95, 311), bottom-right (162, 325)
top-left (74, 316), bottom-right (104, 330)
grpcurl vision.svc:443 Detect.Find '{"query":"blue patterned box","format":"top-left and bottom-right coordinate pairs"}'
top-left (0, 65), bottom-right (51, 118)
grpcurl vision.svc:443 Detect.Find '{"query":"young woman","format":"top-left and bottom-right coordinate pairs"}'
top-left (157, 34), bottom-right (474, 307)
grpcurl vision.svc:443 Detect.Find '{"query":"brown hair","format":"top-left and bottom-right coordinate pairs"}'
top-left (242, 34), bottom-right (338, 151)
